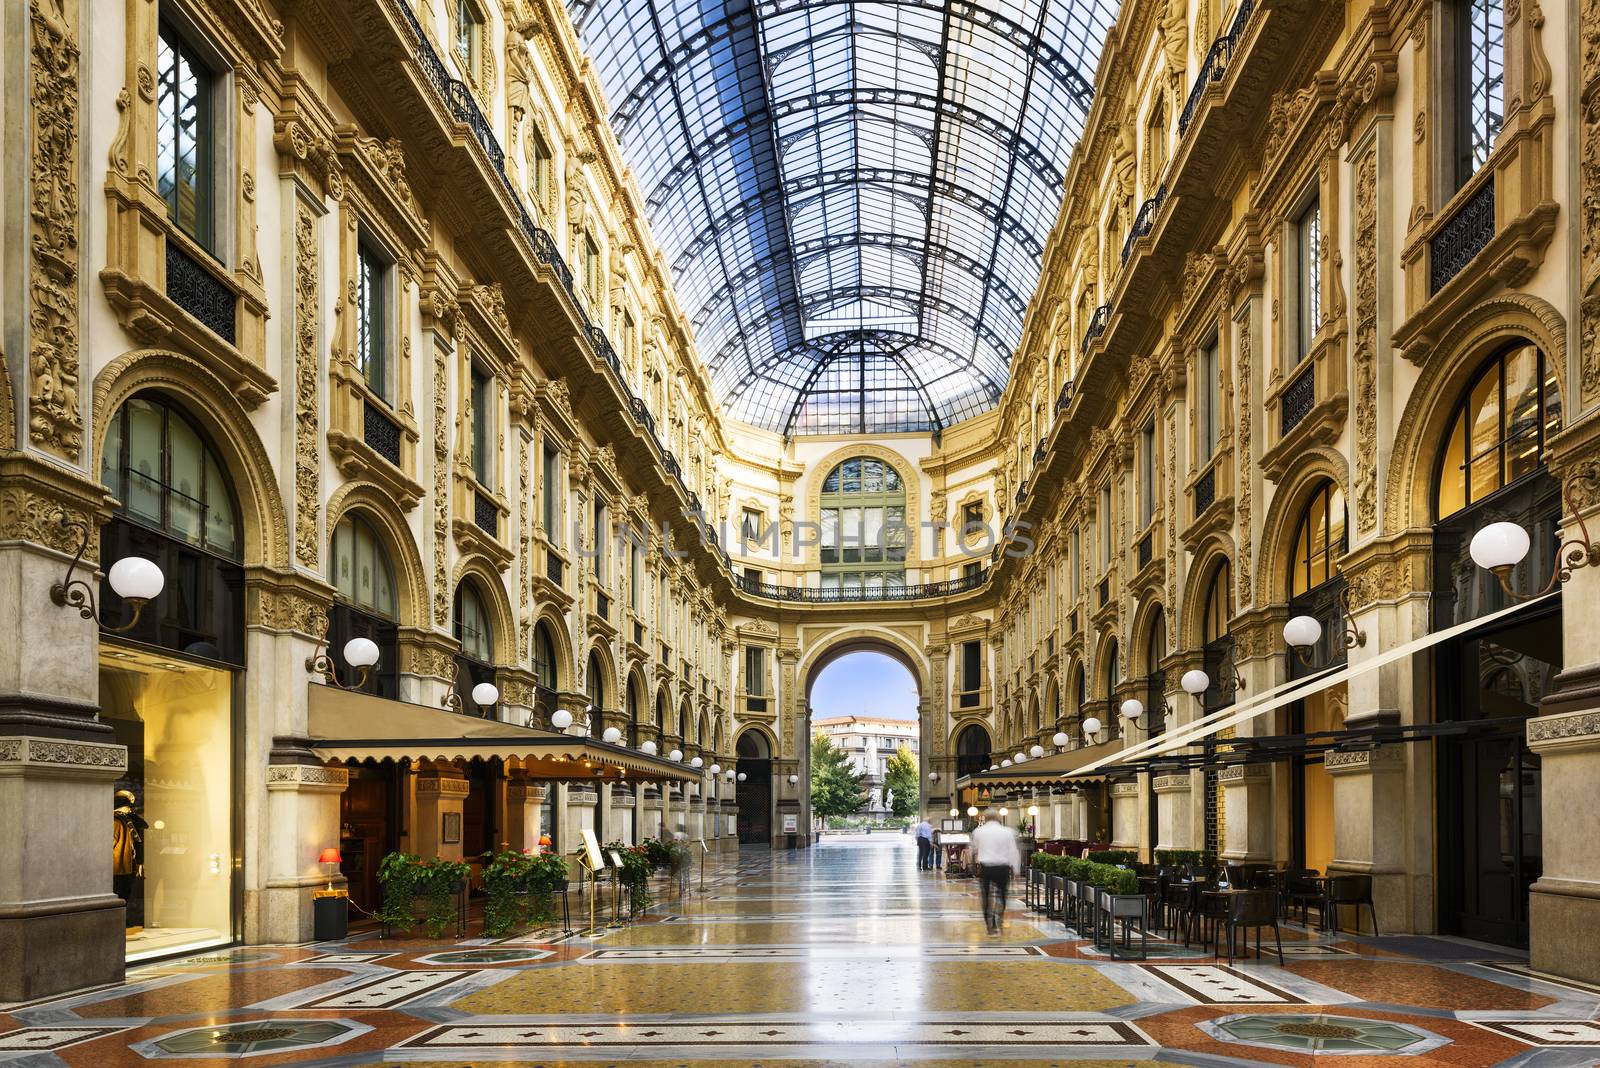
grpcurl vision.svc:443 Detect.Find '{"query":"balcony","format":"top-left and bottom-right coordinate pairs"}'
top-left (1429, 176), bottom-right (1495, 295)
top-left (165, 240), bottom-right (236, 344)
top-left (363, 400), bottom-right (402, 467)
top-left (1178, 0), bottom-right (1257, 135)
top-left (734, 568), bottom-right (987, 603)
top-left (473, 490), bottom-right (498, 539)
top-left (1193, 466), bottom-right (1216, 517)
top-left (1279, 364), bottom-right (1315, 438)
top-left (1120, 185), bottom-right (1167, 265)
top-left (1080, 304), bottom-right (1110, 355)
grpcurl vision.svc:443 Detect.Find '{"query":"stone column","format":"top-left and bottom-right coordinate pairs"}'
top-left (261, 750), bottom-right (348, 943)
top-left (641, 784), bottom-right (663, 840)
top-left (504, 775), bottom-right (546, 851)
top-left (610, 783), bottom-right (635, 844)
top-left (0, 466), bottom-right (125, 1000)
top-left (1324, 746), bottom-right (1408, 925)
top-left (1218, 765), bottom-right (1273, 861)
top-left (1527, 702), bottom-right (1600, 983)
top-left (1153, 773), bottom-right (1195, 851)
top-left (1110, 782), bottom-right (1140, 849)
top-left (414, 764), bottom-right (470, 861)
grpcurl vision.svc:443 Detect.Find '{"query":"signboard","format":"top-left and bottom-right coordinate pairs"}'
top-left (579, 828), bottom-right (605, 871)
top-left (940, 819), bottom-right (965, 832)
top-left (608, 850), bottom-right (625, 870)
top-left (940, 832), bottom-right (971, 846)
top-left (781, 813), bottom-right (798, 834)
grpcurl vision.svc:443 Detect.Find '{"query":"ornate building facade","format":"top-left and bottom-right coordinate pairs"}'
top-left (1, 0), bottom-right (1597, 1001)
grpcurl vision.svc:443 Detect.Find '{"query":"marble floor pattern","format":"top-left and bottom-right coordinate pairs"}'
top-left (3, 837), bottom-right (1598, 1066)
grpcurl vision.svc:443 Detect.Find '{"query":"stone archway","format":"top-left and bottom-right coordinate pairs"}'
top-left (797, 628), bottom-right (930, 832)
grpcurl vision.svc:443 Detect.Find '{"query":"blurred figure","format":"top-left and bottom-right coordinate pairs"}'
top-left (914, 817), bottom-right (934, 870)
top-left (931, 825), bottom-right (944, 870)
top-left (969, 814), bottom-right (1021, 933)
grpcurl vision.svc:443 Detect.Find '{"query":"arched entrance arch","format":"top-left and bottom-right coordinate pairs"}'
top-left (798, 627), bottom-right (929, 831)
top-left (734, 726), bottom-right (775, 844)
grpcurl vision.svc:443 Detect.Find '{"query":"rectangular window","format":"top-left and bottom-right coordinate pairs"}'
top-left (592, 499), bottom-right (607, 581)
top-left (470, 366), bottom-right (494, 489)
top-left (1099, 484), bottom-right (1113, 571)
top-left (454, 0), bottom-right (482, 75)
top-left (745, 647), bottom-right (767, 696)
top-left (740, 508), bottom-right (765, 548)
top-left (1456, 0), bottom-right (1504, 186)
top-left (962, 560), bottom-right (982, 581)
top-left (531, 129), bottom-right (554, 210)
top-left (1139, 420), bottom-right (1157, 527)
top-left (1296, 197), bottom-right (1321, 359)
top-left (960, 640), bottom-right (982, 693)
top-left (1198, 337), bottom-right (1220, 462)
top-left (156, 23), bottom-right (216, 249)
top-left (1070, 527), bottom-right (1081, 599)
top-left (542, 443), bottom-right (561, 545)
top-left (356, 239), bottom-right (389, 400)
top-left (743, 566), bottom-right (764, 586)
top-left (581, 234), bottom-right (602, 306)
top-left (630, 539), bottom-right (642, 607)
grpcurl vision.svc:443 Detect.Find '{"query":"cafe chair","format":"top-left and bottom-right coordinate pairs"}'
top-left (1283, 869), bottom-right (1325, 926)
top-left (1324, 874), bottom-right (1379, 935)
top-left (1220, 889), bottom-right (1284, 965)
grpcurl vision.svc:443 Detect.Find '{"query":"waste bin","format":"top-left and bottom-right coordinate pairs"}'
top-left (313, 890), bottom-right (348, 941)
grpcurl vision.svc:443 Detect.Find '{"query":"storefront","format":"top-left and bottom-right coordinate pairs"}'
top-left (98, 392), bottom-right (245, 961)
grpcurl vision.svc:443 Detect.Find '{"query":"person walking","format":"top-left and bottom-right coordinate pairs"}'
top-left (931, 825), bottom-right (944, 870)
top-left (913, 817), bottom-right (934, 871)
top-left (969, 814), bottom-right (1022, 933)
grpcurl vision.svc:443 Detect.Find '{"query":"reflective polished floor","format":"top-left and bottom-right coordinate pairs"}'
top-left (4, 836), bottom-right (1599, 1066)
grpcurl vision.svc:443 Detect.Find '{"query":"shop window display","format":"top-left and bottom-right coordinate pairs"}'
top-left (100, 644), bottom-right (235, 960)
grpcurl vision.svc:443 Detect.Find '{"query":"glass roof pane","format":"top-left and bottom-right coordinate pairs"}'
top-left (567, 0), bottom-right (1120, 433)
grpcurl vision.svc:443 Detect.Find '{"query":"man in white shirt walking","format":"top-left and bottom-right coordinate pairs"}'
top-left (969, 815), bottom-right (1022, 933)
top-left (913, 817), bottom-right (934, 871)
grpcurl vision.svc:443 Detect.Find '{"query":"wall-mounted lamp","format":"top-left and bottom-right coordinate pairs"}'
top-left (669, 748), bottom-right (684, 762)
top-left (640, 739), bottom-right (659, 755)
top-left (965, 805), bottom-right (978, 817)
top-left (737, 771), bottom-right (746, 782)
top-left (1472, 477), bottom-right (1600, 596)
top-left (1119, 697), bottom-right (1166, 733)
top-left (788, 773), bottom-right (799, 784)
top-left (51, 517), bottom-right (164, 633)
top-left (445, 680), bottom-right (500, 713)
top-left (1052, 731), bottom-right (1070, 750)
top-left (306, 620), bottom-right (381, 691)
top-left (1283, 581), bottom-right (1366, 663)
top-left (1081, 715), bottom-right (1105, 744)
top-left (949, 807), bottom-right (959, 818)
top-left (1028, 744), bottom-right (1045, 759)
top-left (927, 770), bottom-right (939, 782)
top-left (1180, 667), bottom-right (1245, 700)
top-left (709, 763), bottom-right (722, 775)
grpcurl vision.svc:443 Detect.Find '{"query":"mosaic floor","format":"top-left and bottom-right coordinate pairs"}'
top-left (3, 837), bottom-right (1598, 1066)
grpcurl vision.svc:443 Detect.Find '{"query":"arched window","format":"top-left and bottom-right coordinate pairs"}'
top-left (955, 723), bottom-right (991, 779)
top-left (586, 650), bottom-right (605, 738)
top-left (452, 580), bottom-right (496, 717)
top-left (99, 394), bottom-right (244, 663)
top-left (1143, 607), bottom-right (1167, 733)
top-left (1102, 639), bottom-right (1119, 699)
top-left (102, 394), bottom-right (239, 557)
top-left (819, 456), bottom-right (907, 594)
top-left (329, 513), bottom-right (399, 697)
top-left (533, 621), bottom-right (558, 692)
top-left (1435, 343), bottom-right (1560, 520)
top-left (1288, 481), bottom-right (1347, 598)
top-left (1202, 559), bottom-right (1232, 643)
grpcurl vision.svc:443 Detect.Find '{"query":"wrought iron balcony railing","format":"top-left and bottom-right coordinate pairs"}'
top-left (733, 568), bottom-right (988, 603)
top-left (1080, 304), bottom-right (1111, 355)
top-left (1120, 185), bottom-right (1167, 264)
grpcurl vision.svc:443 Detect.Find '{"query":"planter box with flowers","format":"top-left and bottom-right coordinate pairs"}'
top-left (376, 853), bottom-right (470, 938)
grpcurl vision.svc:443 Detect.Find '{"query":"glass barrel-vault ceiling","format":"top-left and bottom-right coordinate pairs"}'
top-left (567, 0), bottom-right (1120, 434)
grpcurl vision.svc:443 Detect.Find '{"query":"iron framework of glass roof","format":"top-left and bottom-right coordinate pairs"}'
top-left (568, 0), bottom-right (1119, 434)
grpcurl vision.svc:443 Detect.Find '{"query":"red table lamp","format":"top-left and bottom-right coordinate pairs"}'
top-left (318, 847), bottom-right (341, 892)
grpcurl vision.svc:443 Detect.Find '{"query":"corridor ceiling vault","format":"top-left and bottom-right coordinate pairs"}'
top-left (568, 0), bottom-right (1120, 434)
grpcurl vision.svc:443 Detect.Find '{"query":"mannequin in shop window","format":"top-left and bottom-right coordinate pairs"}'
top-left (113, 788), bottom-right (148, 932)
